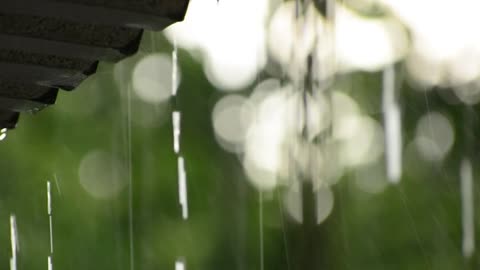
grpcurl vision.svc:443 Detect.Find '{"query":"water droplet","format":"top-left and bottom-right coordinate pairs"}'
top-left (177, 156), bottom-right (188, 220)
top-left (10, 215), bottom-right (18, 270)
top-left (48, 256), bottom-right (53, 270)
top-left (0, 128), bottom-right (8, 141)
top-left (172, 111), bottom-right (181, 154)
top-left (47, 181), bottom-right (54, 254)
top-left (172, 40), bottom-right (179, 97)
top-left (460, 158), bottom-right (475, 258)
top-left (175, 260), bottom-right (186, 270)
top-left (382, 65), bottom-right (402, 183)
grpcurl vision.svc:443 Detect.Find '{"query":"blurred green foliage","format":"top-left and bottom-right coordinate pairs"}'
top-left (0, 31), bottom-right (478, 270)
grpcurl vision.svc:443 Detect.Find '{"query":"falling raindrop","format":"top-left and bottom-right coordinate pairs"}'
top-left (175, 260), bottom-right (186, 270)
top-left (48, 256), bottom-right (53, 270)
top-left (259, 191), bottom-right (265, 270)
top-left (173, 111), bottom-right (181, 154)
top-left (53, 174), bottom-right (62, 196)
top-left (170, 36), bottom-right (189, 221)
top-left (127, 80), bottom-right (135, 270)
top-left (9, 215), bottom-right (18, 270)
top-left (382, 65), bottom-right (402, 183)
top-left (460, 158), bottom-right (475, 258)
top-left (172, 39), bottom-right (179, 97)
top-left (47, 181), bottom-right (54, 255)
top-left (177, 156), bottom-right (188, 220)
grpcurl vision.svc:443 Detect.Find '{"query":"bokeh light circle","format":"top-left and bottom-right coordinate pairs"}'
top-left (415, 112), bottom-right (455, 162)
top-left (78, 150), bottom-right (128, 199)
top-left (132, 54), bottom-right (181, 104)
top-left (212, 95), bottom-right (253, 153)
